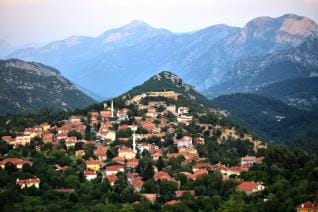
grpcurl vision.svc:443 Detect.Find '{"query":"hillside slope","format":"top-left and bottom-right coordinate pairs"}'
top-left (120, 71), bottom-right (211, 106)
top-left (212, 93), bottom-right (318, 153)
top-left (256, 77), bottom-right (318, 110)
top-left (0, 59), bottom-right (95, 115)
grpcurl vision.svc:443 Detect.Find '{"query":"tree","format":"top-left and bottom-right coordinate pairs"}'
top-left (113, 172), bottom-right (128, 194)
top-left (220, 193), bottom-right (246, 212)
top-left (4, 163), bottom-right (18, 174)
top-left (0, 140), bottom-right (11, 155)
top-left (158, 180), bottom-right (178, 203)
top-left (141, 179), bottom-right (157, 193)
top-left (22, 163), bottom-right (34, 174)
top-left (156, 156), bottom-right (165, 171)
top-left (67, 130), bottom-right (83, 140)
top-left (83, 144), bottom-right (96, 160)
top-left (65, 175), bottom-right (80, 188)
top-left (141, 149), bottom-right (151, 158)
top-left (141, 162), bottom-right (154, 181)
top-left (136, 127), bottom-right (147, 134)
top-left (107, 148), bottom-right (116, 160)
top-left (166, 111), bottom-right (177, 122)
top-left (0, 186), bottom-right (22, 211)
top-left (120, 187), bottom-right (139, 203)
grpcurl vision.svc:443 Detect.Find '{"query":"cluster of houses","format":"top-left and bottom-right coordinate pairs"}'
top-left (1, 92), bottom-right (269, 203)
top-left (125, 91), bottom-right (193, 125)
top-left (1, 116), bottom-right (86, 149)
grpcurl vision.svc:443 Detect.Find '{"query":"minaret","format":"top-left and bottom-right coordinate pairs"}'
top-left (132, 125), bottom-right (137, 154)
top-left (111, 100), bottom-right (114, 118)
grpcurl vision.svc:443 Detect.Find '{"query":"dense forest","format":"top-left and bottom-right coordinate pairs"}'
top-left (256, 77), bottom-right (318, 110)
top-left (213, 93), bottom-right (318, 154)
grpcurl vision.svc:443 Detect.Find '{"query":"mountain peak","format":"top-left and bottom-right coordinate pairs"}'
top-left (98, 19), bottom-right (169, 45)
top-left (1, 59), bottom-right (60, 77)
top-left (278, 14), bottom-right (318, 36)
top-left (122, 70), bottom-right (210, 106)
top-left (123, 20), bottom-right (151, 30)
top-left (129, 19), bottom-right (149, 26)
top-left (154, 71), bottom-right (180, 81)
top-left (280, 13), bottom-right (305, 20)
top-left (240, 13), bottom-right (318, 46)
top-left (151, 71), bottom-right (190, 88)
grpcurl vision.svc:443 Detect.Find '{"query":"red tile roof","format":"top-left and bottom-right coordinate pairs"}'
top-left (127, 159), bottom-right (139, 168)
top-left (0, 158), bottom-right (32, 167)
top-left (16, 178), bottom-right (40, 185)
top-left (131, 178), bottom-right (144, 187)
top-left (296, 201), bottom-right (318, 209)
top-left (106, 175), bottom-right (118, 184)
top-left (127, 172), bottom-right (139, 179)
top-left (193, 163), bottom-right (213, 170)
top-left (141, 121), bottom-right (154, 131)
top-left (106, 165), bottom-right (124, 172)
top-left (1, 136), bottom-right (14, 142)
top-left (85, 160), bottom-right (102, 165)
top-left (141, 193), bottom-right (157, 202)
top-left (94, 146), bottom-right (109, 156)
top-left (175, 190), bottom-right (195, 197)
top-left (238, 181), bottom-right (258, 191)
top-left (118, 124), bottom-right (129, 131)
top-left (112, 156), bottom-right (126, 163)
top-left (84, 170), bottom-right (97, 176)
top-left (189, 169), bottom-right (208, 180)
top-left (164, 200), bottom-right (178, 205)
top-left (154, 171), bottom-right (172, 181)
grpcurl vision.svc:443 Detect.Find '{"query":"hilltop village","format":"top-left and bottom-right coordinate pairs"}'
top-left (0, 90), bottom-right (272, 208)
top-left (0, 91), bottom-right (316, 211)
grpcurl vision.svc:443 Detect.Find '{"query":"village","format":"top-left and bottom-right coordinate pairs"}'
top-left (0, 91), bottom-right (272, 206)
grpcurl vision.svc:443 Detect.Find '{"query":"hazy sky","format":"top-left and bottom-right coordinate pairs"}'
top-left (1, 0), bottom-right (318, 45)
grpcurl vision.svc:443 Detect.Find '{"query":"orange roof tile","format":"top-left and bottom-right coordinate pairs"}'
top-left (154, 171), bottom-right (172, 181)
top-left (238, 181), bottom-right (258, 191)
top-left (0, 158), bottom-right (32, 166)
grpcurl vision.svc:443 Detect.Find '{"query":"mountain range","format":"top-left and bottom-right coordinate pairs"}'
top-left (5, 14), bottom-right (318, 98)
top-left (205, 37), bottom-right (318, 97)
top-left (0, 59), bottom-right (95, 115)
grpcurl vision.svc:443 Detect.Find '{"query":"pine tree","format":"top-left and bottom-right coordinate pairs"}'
top-left (141, 162), bottom-right (154, 181)
top-left (156, 156), bottom-right (165, 171)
